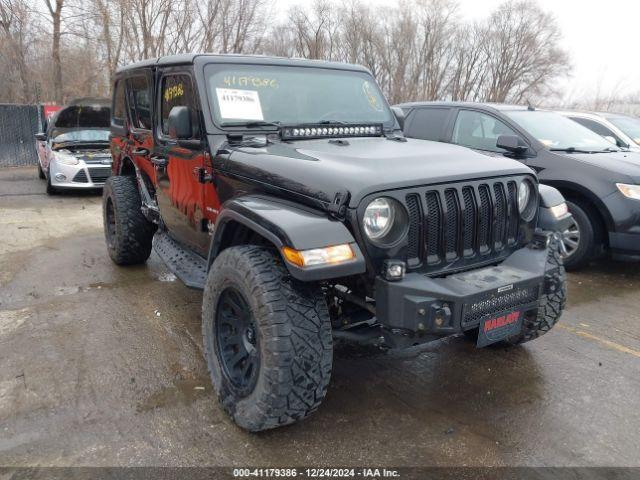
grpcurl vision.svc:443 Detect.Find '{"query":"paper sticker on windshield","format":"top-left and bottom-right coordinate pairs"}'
top-left (363, 81), bottom-right (382, 112)
top-left (216, 88), bottom-right (264, 121)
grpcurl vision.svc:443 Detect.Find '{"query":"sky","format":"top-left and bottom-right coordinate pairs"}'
top-left (272, 0), bottom-right (640, 102)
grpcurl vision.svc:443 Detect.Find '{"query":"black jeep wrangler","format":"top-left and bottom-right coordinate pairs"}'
top-left (103, 54), bottom-right (571, 431)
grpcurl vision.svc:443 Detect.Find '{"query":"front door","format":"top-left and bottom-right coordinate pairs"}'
top-left (451, 109), bottom-right (522, 158)
top-left (154, 70), bottom-right (209, 256)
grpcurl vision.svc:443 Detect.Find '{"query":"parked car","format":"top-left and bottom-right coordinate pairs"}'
top-left (35, 98), bottom-right (112, 194)
top-left (557, 110), bottom-right (640, 152)
top-left (396, 102), bottom-right (640, 269)
top-left (103, 54), bottom-right (570, 432)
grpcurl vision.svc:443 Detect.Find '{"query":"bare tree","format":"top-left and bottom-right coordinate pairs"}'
top-left (43, 0), bottom-right (65, 103)
top-left (0, 0), bottom-right (36, 102)
top-left (480, 0), bottom-right (569, 103)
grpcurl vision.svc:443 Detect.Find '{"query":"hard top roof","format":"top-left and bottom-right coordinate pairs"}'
top-left (116, 53), bottom-right (371, 74)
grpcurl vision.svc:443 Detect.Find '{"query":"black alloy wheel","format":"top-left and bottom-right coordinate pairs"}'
top-left (215, 287), bottom-right (260, 396)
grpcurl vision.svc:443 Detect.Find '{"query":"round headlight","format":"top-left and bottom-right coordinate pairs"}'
top-left (518, 181), bottom-right (531, 214)
top-left (363, 198), bottom-right (396, 240)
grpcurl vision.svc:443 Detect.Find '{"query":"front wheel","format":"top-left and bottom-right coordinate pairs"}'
top-left (504, 236), bottom-right (566, 345)
top-left (38, 162), bottom-right (45, 179)
top-left (202, 246), bottom-right (333, 432)
top-left (561, 200), bottom-right (599, 270)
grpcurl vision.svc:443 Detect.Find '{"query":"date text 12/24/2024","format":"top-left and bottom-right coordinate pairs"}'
top-left (233, 468), bottom-right (401, 478)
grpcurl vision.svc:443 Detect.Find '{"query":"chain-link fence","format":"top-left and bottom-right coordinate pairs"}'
top-left (0, 104), bottom-right (41, 167)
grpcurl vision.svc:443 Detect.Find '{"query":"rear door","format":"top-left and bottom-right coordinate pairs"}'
top-left (125, 72), bottom-right (156, 182)
top-left (403, 107), bottom-right (454, 142)
top-left (154, 69), bottom-right (209, 256)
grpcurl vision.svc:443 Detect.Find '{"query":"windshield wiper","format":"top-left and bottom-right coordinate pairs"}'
top-left (220, 120), bottom-right (281, 128)
top-left (550, 147), bottom-right (596, 154)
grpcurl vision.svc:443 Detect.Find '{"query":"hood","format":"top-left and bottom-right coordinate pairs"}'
top-left (219, 137), bottom-right (534, 207)
top-left (563, 150), bottom-right (640, 183)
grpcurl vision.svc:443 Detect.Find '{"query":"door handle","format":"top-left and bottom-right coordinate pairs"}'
top-left (132, 148), bottom-right (149, 156)
top-left (151, 155), bottom-right (168, 167)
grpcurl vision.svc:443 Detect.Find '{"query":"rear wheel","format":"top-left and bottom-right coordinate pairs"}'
top-left (102, 175), bottom-right (155, 265)
top-left (202, 246), bottom-right (333, 432)
top-left (561, 200), bottom-right (599, 270)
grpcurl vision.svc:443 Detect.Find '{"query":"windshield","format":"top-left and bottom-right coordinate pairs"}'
top-left (205, 64), bottom-right (394, 128)
top-left (52, 129), bottom-right (110, 143)
top-left (505, 110), bottom-right (616, 151)
top-left (606, 116), bottom-right (640, 144)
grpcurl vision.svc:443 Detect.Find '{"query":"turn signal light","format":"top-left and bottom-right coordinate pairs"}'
top-left (282, 244), bottom-right (355, 267)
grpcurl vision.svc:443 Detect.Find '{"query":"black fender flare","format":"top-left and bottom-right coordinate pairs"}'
top-left (537, 184), bottom-right (573, 233)
top-left (208, 195), bottom-right (366, 282)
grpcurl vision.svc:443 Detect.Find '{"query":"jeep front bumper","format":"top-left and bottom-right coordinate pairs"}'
top-left (374, 236), bottom-right (561, 337)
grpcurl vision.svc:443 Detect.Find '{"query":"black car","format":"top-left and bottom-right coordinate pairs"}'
top-left (396, 102), bottom-right (640, 269)
top-left (103, 54), bottom-right (570, 431)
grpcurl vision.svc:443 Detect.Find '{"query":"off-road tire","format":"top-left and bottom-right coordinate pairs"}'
top-left (102, 175), bottom-right (154, 265)
top-left (563, 200), bottom-right (598, 270)
top-left (504, 236), bottom-right (567, 345)
top-left (37, 162), bottom-right (45, 179)
top-left (202, 246), bottom-right (333, 432)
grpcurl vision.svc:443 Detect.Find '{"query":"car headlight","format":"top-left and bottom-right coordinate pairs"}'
top-left (362, 197), bottom-right (408, 244)
top-left (53, 150), bottom-right (79, 165)
top-left (616, 183), bottom-right (640, 200)
top-left (518, 181), bottom-right (531, 213)
top-left (363, 197), bottom-right (396, 240)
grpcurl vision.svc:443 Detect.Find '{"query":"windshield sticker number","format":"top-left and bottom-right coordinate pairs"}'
top-left (223, 76), bottom-right (278, 89)
top-left (363, 81), bottom-right (382, 112)
top-left (216, 88), bottom-right (264, 121)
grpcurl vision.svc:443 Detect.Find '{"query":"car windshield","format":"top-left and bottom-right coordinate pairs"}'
top-left (505, 110), bottom-right (615, 152)
top-left (606, 116), bottom-right (640, 144)
top-left (205, 64), bottom-right (394, 128)
top-left (52, 129), bottom-right (110, 143)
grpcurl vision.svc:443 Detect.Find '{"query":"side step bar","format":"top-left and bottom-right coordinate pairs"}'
top-left (153, 232), bottom-right (207, 290)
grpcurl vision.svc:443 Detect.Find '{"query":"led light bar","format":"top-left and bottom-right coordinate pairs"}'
top-left (280, 124), bottom-right (383, 140)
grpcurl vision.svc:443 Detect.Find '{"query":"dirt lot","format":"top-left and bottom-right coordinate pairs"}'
top-left (1, 166), bottom-right (639, 467)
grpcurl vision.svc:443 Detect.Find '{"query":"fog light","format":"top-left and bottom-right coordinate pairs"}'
top-left (54, 173), bottom-right (66, 181)
top-left (382, 260), bottom-right (406, 281)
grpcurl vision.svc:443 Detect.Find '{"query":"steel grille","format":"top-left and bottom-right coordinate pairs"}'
top-left (462, 285), bottom-right (540, 327)
top-left (405, 194), bottom-right (422, 264)
top-left (462, 187), bottom-right (475, 253)
top-left (425, 192), bottom-right (441, 260)
top-left (478, 185), bottom-right (491, 250)
top-left (404, 178), bottom-right (523, 269)
top-left (88, 167), bottom-right (111, 184)
top-left (72, 170), bottom-right (88, 183)
top-left (493, 183), bottom-right (507, 248)
top-left (444, 189), bottom-right (459, 258)
top-left (507, 181), bottom-right (519, 243)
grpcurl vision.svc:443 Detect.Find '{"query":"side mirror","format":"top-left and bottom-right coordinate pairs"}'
top-left (167, 106), bottom-right (192, 140)
top-left (496, 134), bottom-right (528, 155)
top-left (391, 106), bottom-right (405, 131)
top-left (35, 132), bottom-right (47, 141)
